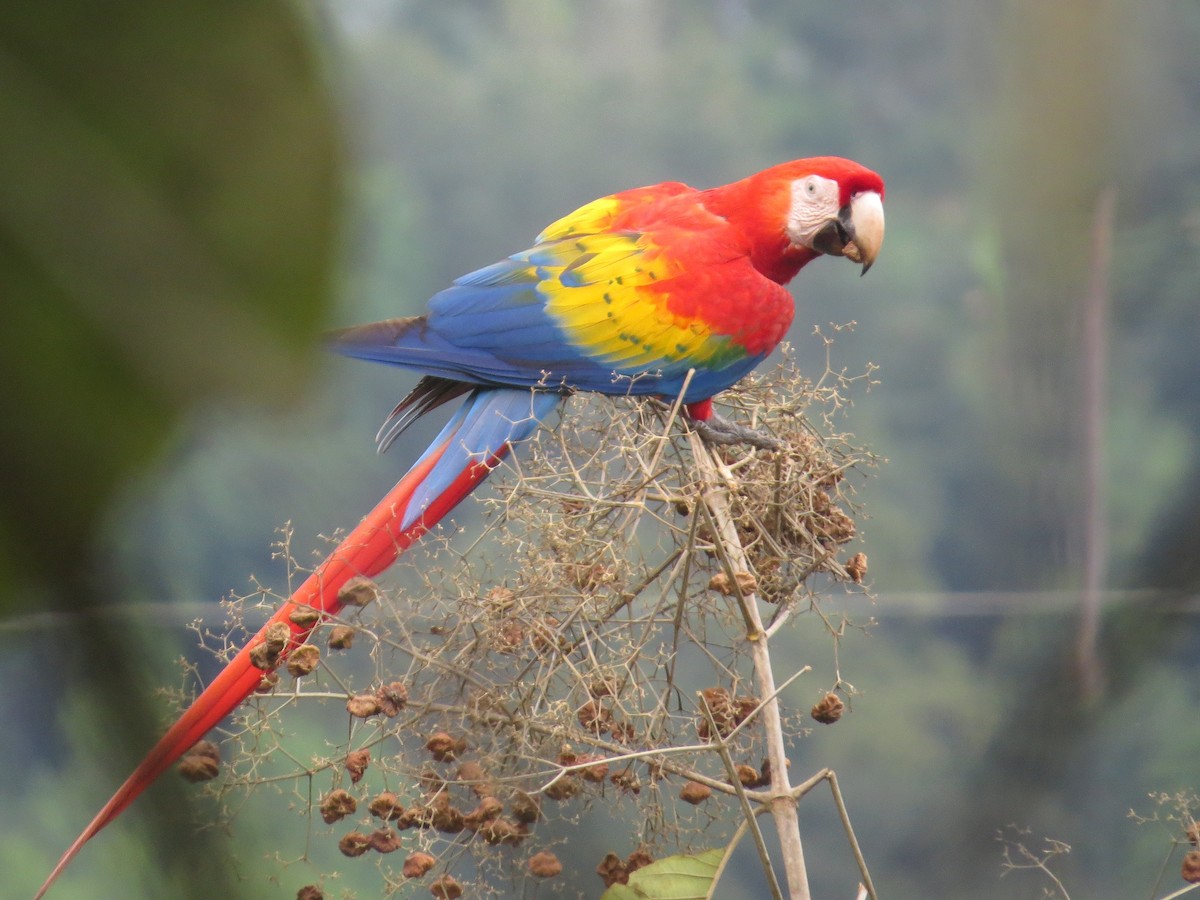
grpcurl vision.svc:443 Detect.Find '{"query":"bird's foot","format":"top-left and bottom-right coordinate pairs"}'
top-left (691, 412), bottom-right (783, 451)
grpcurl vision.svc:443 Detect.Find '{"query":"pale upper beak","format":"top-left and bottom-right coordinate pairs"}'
top-left (810, 190), bottom-right (885, 275)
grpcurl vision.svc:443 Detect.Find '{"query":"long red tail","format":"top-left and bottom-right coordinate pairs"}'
top-left (36, 387), bottom-right (558, 898)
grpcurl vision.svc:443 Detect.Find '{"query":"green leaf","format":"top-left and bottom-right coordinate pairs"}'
top-left (601, 848), bottom-right (727, 900)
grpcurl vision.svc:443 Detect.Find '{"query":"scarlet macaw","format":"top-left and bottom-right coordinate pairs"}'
top-left (37, 156), bottom-right (884, 897)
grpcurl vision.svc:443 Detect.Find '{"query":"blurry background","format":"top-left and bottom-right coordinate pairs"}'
top-left (3, 1), bottom-right (1198, 897)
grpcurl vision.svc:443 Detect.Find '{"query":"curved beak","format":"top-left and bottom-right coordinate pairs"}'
top-left (810, 190), bottom-right (885, 275)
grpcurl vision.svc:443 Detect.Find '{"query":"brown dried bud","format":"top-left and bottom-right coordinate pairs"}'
top-left (286, 644), bottom-right (321, 678)
top-left (250, 621), bottom-right (293, 670)
top-left (178, 741), bottom-right (220, 783)
top-left (1188, 821), bottom-right (1200, 848)
top-left (544, 775), bottom-right (582, 801)
top-left (1184, 850), bottom-right (1200, 884)
top-left (376, 681), bottom-right (409, 716)
top-left (588, 676), bottom-right (618, 699)
top-left (576, 700), bottom-right (614, 735)
top-left (327, 625), bottom-right (356, 650)
top-left (456, 760), bottom-right (493, 797)
top-left (420, 770), bottom-right (447, 796)
top-left (734, 764), bottom-right (762, 788)
top-left (734, 696), bottom-right (760, 725)
top-left (346, 694), bottom-right (380, 718)
top-left (369, 792), bottom-right (404, 821)
top-left (698, 687), bottom-right (737, 738)
top-left (817, 508), bottom-right (856, 546)
top-left (530, 616), bottom-right (565, 653)
top-left (345, 748), bottom-right (370, 784)
top-left (296, 886), bottom-right (324, 900)
top-left (845, 552), bottom-right (868, 584)
top-left (478, 817), bottom-right (527, 846)
top-left (402, 851), bottom-right (436, 879)
top-left (369, 827), bottom-right (402, 854)
top-left (320, 789), bottom-right (357, 824)
top-left (708, 570), bottom-right (757, 596)
top-left (425, 732), bottom-right (466, 762)
top-left (509, 791), bottom-right (541, 824)
top-left (430, 803), bottom-right (465, 834)
top-left (611, 768), bottom-right (641, 795)
top-left (463, 796), bottom-right (504, 829)
top-left (255, 671), bottom-right (280, 694)
top-left (610, 720), bottom-right (636, 744)
top-left (396, 805), bottom-right (431, 830)
top-left (337, 831), bottom-right (371, 858)
top-left (288, 606), bottom-right (321, 628)
top-left (484, 586), bottom-right (516, 610)
top-left (596, 852), bottom-right (628, 888)
top-left (626, 849), bottom-right (653, 873)
top-left (811, 692), bottom-right (845, 724)
top-left (337, 577), bottom-right (378, 608)
top-left (680, 781), bottom-right (712, 804)
top-left (571, 563), bottom-right (612, 592)
top-left (430, 874), bottom-right (463, 898)
top-left (528, 850), bottom-right (563, 878)
top-left (493, 620), bottom-right (525, 653)
top-left (577, 756), bottom-right (610, 783)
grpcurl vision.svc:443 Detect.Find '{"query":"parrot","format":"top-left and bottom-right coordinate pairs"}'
top-left (36, 156), bottom-right (884, 897)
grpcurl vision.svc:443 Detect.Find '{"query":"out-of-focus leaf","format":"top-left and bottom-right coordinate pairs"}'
top-left (0, 1), bottom-right (340, 607)
top-left (601, 848), bottom-right (726, 900)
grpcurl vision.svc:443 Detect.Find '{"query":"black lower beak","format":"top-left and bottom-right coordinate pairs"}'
top-left (811, 205), bottom-right (855, 257)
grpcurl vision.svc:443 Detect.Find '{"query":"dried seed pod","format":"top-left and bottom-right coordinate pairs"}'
top-left (255, 672), bottom-right (280, 694)
top-left (528, 850), bottom-right (563, 878)
top-left (376, 681), bottom-right (409, 716)
top-left (576, 700), bottom-right (613, 735)
top-left (484, 586), bottom-right (516, 610)
top-left (327, 625), bottom-right (356, 650)
top-left (811, 692), bottom-right (845, 724)
top-left (288, 606), bottom-right (321, 628)
top-left (430, 803), bottom-right (465, 834)
top-left (345, 748), bottom-right (370, 784)
top-left (250, 621), bottom-right (292, 670)
top-left (1184, 850), bottom-right (1200, 884)
top-left (680, 781), bottom-right (712, 804)
top-left (286, 644), bottom-right (321, 678)
top-left (320, 789), bottom-right (357, 824)
top-left (425, 732), bottom-right (466, 762)
top-left (456, 760), bottom-right (493, 797)
top-left (708, 571), bottom-right (757, 596)
top-left (369, 827), bottom-right (402, 854)
top-left (337, 577), bottom-right (378, 608)
top-left (296, 886), bottom-right (324, 900)
top-left (420, 770), bottom-right (448, 796)
top-left (1188, 821), bottom-right (1200, 848)
top-left (596, 852), bottom-right (628, 888)
top-left (396, 805), bottom-right (431, 830)
top-left (368, 792), bottom-right (403, 822)
top-left (698, 687), bottom-right (737, 738)
top-left (177, 742), bottom-right (220, 783)
top-left (509, 791), bottom-right (541, 824)
top-left (626, 849), bottom-right (653, 874)
top-left (588, 676), bottom-right (618, 699)
top-left (610, 768), bottom-right (641, 795)
top-left (733, 696), bottom-right (759, 725)
top-left (493, 620), bottom-right (525, 653)
top-left (430, 874), bottom-right (463, 898)
top-left (346, 694), bottom-right (381, 718)
top-left (610, 721), bottom-right (636, 744)
top-left (734, 764), bottom-right (762, 788)
top-left (577, 756), bottom-right (610, 783)
top-left (530, 616), bottom-right (565, 652)
top-left (402, 851), bottom-right (437, 879)
top-left (544, 775), bottom-right (582, 801)
top-left (462, 796), bottom-right (504, 829)
top-left (338, 831), bottom-right (371, 858)
top-left (478, 817), bottom-right (526, 846)
top-left (845, 552), bottom-right (868, 583)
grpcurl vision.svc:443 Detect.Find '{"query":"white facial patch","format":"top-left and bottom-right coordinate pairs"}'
top-left (785, 174), bottom-right (841, 248)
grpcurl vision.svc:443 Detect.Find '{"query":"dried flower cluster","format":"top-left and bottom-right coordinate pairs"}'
top-left (187, 347), bottom-right (878, 894)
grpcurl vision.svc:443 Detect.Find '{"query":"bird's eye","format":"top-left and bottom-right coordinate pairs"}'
top-left (805, 179), bottom-right (819, 196)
